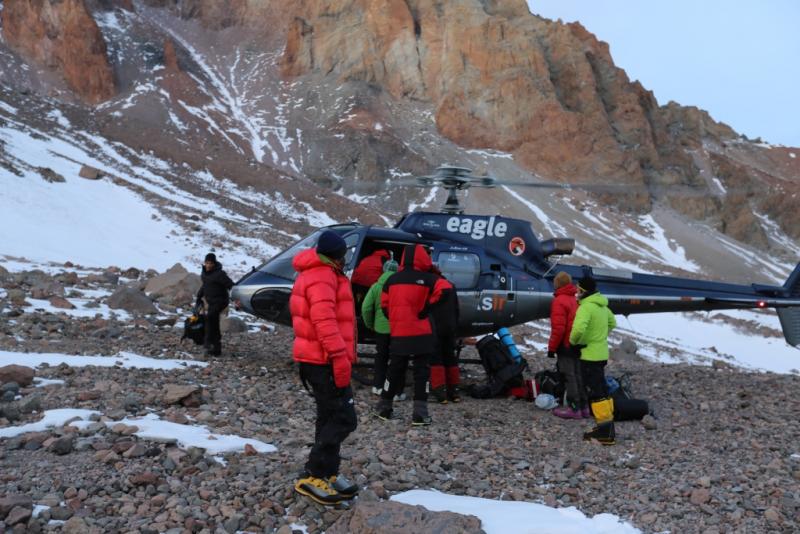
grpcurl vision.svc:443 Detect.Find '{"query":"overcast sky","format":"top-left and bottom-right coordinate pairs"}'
top-left (527, 1), bottom-right (800, 147)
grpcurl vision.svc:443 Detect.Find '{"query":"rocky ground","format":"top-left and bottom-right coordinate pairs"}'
top-left (1, 265), bottom-right (799, 533)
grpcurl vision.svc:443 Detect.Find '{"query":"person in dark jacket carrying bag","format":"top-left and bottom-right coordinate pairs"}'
top-left (195, 253), bottom-right (234, 357)
top-left (290, 231), bottom-right (359, 505)
top-left (375, 244), bottom-right (447, 426)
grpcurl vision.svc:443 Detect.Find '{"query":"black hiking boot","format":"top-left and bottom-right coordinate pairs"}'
top-left (411, 415), bottom-right (432, 426)
top-left (294, 476), bottom-right (345, 505)
top-left (431, 386), bottom-right (448, 404)
top-left (447, 385), bottom-right (462, 403)
top-left (583, 422), bottom-right (615, 445)
top-left (329, 475), bottom-right (359, 499)
top-left (374, 408), bottom-right (393, 421)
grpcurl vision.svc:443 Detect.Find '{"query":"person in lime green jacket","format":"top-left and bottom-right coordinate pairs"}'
top-left (361, 259), bottom-right (399, 395)
top-left (570, 276), bottom-right (617, 445)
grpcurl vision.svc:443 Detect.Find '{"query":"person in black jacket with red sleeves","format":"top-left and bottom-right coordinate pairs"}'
top-left (375, 244), bottom-right (448, 426)
top-left (429, 269), bottom-right (461, 404)
top-left (196, 253), bottom-right (234, 356)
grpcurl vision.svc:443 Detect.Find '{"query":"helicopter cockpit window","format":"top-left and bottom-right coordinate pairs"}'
top-left (436, 252), bottom-right (480, 289)
top-left (343, 234), bottom-right (360, 267)
top-left (258, 230), bottom-right (321, 281)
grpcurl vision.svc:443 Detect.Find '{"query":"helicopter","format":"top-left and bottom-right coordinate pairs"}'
top-left (231, 166), bottom-right (800, 348)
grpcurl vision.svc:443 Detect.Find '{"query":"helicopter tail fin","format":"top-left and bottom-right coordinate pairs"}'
top-left (777, 263), bottom-right (800, 347)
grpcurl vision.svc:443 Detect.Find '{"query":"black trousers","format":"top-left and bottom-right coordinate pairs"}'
top-left (557, 346), bottom-right (587, 408)
top-left (381, 352), bottom-right (430, 401)
top-left (204, 303), bottom-right (224, 353)
top-left (430, 333), bottom-right (458, 367)
top-left (373, 333), bottom-right (393, 390)
top-left (299, 363), bottom-right (358, 478)
top-left (581, 359), bottom-right (609, 402)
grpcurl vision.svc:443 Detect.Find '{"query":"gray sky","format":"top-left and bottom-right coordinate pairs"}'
top-left (527, 1), bottom-right (800, 147)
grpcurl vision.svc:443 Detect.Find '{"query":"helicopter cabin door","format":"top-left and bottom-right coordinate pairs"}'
top-left (475, 265), bottom-right (516, 328)
top-left (434, 250), bottom-right (516, 333)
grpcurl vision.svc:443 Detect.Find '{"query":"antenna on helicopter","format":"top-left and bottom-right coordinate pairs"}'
top-left (414, 165), bottom-right (496, 214)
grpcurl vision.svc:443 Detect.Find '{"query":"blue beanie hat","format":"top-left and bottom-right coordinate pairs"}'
top-left (316, 230), bottom-right (347, 260)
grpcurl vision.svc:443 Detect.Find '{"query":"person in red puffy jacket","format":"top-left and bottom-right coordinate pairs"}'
top-left (375, 244), bottom-right (448, 426)
top-left (351, 249), bottom-right (390, 303)
top-left (289, 231), bottom-right (359, 505)
top-left (547, 271), bottom-right (588, 419)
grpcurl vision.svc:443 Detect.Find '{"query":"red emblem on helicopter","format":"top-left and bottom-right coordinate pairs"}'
top-left (509, 236), bottom-right (526, 256)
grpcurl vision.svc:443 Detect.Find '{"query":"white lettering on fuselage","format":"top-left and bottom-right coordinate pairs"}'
top-left (445, 216), bottom-right (508, 240)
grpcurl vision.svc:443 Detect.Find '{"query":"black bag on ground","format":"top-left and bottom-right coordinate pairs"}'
top-left (607, 374), bottom-right (650, 421)
top-left (613, 397), bottom-right (650, 421)
top-left (469, 336), bottom-right (528, 398)
top-left (534, 369), bottom-right (565, 401)
top-left (182, 314), bottom-right (205, 345)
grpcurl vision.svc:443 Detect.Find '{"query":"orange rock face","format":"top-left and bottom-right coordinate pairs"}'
top-left (1, 0), bottom-right (116, 104)
top-left (278, 0), bottom-right (738, 204)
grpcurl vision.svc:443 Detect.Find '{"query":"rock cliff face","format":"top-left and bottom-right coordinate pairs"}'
top-left (1, 0), bottom-right (116, 104)
top-left (278, 0), bottom-right (796, 237)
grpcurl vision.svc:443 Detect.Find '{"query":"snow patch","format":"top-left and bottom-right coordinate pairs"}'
top-left (105, 413), bottom-right (277, 455)
top-left (33, 377), bottom-right (66, 388)
top-left (46, 109), bottom-right (71, 129)
top-left (0, 350), bottom-right (207, 370)
top-left (391, 490), bottom-right (641, 534)
top-left (0, 409), bottom-right (100, 439)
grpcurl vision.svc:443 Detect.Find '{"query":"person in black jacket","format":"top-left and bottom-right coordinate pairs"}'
top-left (429, 269), bottom-right (461, 404)
top-left (196, 253), bottom-right (234, 356)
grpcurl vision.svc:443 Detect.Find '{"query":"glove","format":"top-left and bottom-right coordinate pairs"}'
top-left (547, 350), bottom-right (555, 359)
top-left (330, 353), bottom-right (352, 389)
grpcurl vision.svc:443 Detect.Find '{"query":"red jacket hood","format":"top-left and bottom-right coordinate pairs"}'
top-left (400, 244), bottom-right (433, 272)
top-left (554, 283), bottom-right (577, 297)
top-left (292, 248), bottom-right (333, 273)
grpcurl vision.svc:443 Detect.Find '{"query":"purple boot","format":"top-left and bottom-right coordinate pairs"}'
top-left (553, 405), bottom-right (583, 419)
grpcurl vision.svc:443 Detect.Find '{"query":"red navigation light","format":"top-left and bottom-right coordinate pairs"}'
top-left (757, 300), bottom-right (767, 308)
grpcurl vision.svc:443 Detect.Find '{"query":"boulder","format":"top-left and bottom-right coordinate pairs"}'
top-left (0, 264), bottom-right (9, 281)
top-left (163, 384), bottom-right (202, 406)
top-left (5, 505), bottom-right (31, 526)
top-left (107, 287), bottom-right (158, 315)
top-left (37, 167), bottom-right (65, 183)
top-left (145, 263), bottom-right (202, 307)
top-left (49, 296), bottom-right (76, 310)
top-left (0, 364), bottom-right (34, 387)
top-left (221, 316), bottom-right (248, 334)
top-left (0, 494), bottom-right (32, 519)
top-left (327, 500), bottom-right (483, 534)
top-left (47, 436), bottom-right (74, 456)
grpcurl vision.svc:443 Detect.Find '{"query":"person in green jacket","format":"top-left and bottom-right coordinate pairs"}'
top-left (361, 259), bottom-right (402, 396)
top-left (570, 276), bottom-right (617, 445)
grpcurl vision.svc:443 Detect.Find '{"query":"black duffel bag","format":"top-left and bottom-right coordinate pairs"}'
top-left (613, 397), bottom-right (650, 421)
top-left (181, 314), bottom-right (205, 345)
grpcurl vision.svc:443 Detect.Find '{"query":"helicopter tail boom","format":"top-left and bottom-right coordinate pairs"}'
top-left (777, 263), bottom-right (800, 347)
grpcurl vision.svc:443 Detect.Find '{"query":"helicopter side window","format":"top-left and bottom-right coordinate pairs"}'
top-left (343, 234), bottom-right (361, 268)
top-left (436, 252), bottom-right (480, 289)
top-left (258, 230), bottom-right (322, 281)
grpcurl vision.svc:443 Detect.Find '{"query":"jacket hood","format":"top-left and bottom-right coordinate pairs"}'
top-left (580, 292), bottom-right (609, 308)
top-left (554, 283), bottom-right (577, 297)
top-left (292, 248), bottom-right (334, 273)
top-left (400, 244), bottom-right (433, 272)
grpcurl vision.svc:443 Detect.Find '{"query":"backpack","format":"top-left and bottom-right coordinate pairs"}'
top-left (181, 314), bottom-right (205, 345)
top-left (469, 336), bottom-right (528, 399)
top-left (607, 373), bottom-right (650, 421)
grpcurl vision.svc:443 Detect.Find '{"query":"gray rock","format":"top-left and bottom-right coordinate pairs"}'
top-left (0, 495), bottom-right (32, 519)
top-left (62, 516), bottom-right (88, 534)
top-left (5, 505), bottom-right (31, 526)
top-left (47, 436), bottom-right (74, 455)
top-left (107, 287), bottom-right (158, 315)
top-left (221, 316), bottom-right (248, 334)
top-left (16, 393), bottom-right (42, 414)
top-left (162, 384), bottom-right (201, 405)
top-left (145, 263), bottom-right (201, 307)
top-left (1, 390), bottom-right (16, 403)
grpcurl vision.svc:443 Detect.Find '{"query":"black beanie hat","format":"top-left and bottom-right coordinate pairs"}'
top-left (205, 253), bottom-right (217, 263)
top-left (578, 276), bottom-right (597, 294)
top-left (316, 230), bottom-right (347, 260)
